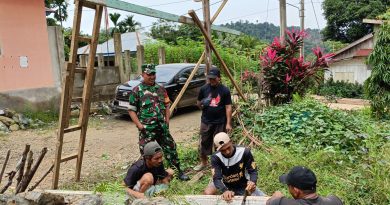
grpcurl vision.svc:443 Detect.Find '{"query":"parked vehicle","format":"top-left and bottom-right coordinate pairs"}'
top-left (112, 63), bottom-right (212, 114)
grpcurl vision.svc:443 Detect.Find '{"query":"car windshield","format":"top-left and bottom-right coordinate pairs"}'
top-left (135, 67), bottom-right (178, 83)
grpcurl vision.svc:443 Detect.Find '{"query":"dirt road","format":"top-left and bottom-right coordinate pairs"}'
top-left (0, 107), bottom-right (201, 190)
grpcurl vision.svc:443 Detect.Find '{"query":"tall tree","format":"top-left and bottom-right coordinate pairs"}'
top-left (109, 12), bottom-right (121, 35)
top-left (45, 0), bottom-right (69, 26)
top-left (322, 0), bottom-right (390, 43)
top-left (118, 15), bottom-right (141, 33)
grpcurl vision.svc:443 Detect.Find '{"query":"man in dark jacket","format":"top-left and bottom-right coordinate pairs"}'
top-left (194, 68), bottom-right (232, 171)
top-left (267, 166), bottom-right (343, 205)
top-left (204, 132), bottom-right (265, 202)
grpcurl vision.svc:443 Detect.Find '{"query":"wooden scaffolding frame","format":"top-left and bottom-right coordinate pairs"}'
top-left (52, 0), bottom-right (246, 189)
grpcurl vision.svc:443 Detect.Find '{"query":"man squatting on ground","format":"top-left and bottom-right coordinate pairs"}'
top-left (204, 132), bottom-right (265, 202)
top-left (267, 166), bottom-right (343, 205)
top-left (128, 64), bottom-right (189, 181)
top-left (195, 68), bottom-right (232, 171)
top-left (123, 141), bottom-right (174, 199)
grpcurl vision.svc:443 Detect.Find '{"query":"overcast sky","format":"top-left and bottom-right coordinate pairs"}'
top-left (62, 0), bottom-right (326, 34)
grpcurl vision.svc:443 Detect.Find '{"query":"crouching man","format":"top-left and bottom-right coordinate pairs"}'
top-left (123, 141), bottom-right (174, 199)
top-left (204, 132), bottom-right (265, 202)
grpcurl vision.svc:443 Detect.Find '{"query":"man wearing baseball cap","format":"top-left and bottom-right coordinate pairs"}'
top-left (267, 166), bottom-right (343, 205)
top-left (203, 132), bottom-right (265, 202)
top-left (128, 64), bottom-right (189, 181)
top-left (123, 141), bottom-right (174, 199)
top-left (194, 68), bottom-right (232, 171)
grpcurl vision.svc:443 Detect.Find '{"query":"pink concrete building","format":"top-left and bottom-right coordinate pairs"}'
top-left (0, 0), bottom-right (62, 111)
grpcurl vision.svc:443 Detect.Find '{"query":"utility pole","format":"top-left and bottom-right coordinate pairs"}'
top-left (300, 0), bottom-right (305, 58)
top-left (279, 0), bottom-right (287, 44)
top-left (201, 0), bottom-right (212, 74)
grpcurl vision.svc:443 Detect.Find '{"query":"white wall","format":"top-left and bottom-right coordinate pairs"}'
top-left (325, 58), bottom-right (371, 84)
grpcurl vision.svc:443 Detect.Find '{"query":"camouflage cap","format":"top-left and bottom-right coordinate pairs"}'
top-left (142, 64), bottom-right (156, 74)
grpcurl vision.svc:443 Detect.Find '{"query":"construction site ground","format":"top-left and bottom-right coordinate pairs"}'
top-left (0, 97), bottom-right (369, 192)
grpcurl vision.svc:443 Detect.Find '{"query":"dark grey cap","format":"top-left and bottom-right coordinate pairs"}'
top-left (143, 141), bottom-right (162, 156)
top-left (279, 166), bottom-right (317, 191)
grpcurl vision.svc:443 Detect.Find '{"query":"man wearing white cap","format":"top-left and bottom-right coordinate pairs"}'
top-left (203, 132), bottom-right (265, 202)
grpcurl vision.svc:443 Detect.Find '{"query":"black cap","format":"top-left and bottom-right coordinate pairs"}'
top-left (207, 68), bottom-right (221, 78)
top-left (279, 166), bottom-right (317, 191)
top-left (143, 141), bottom-right (162, 157)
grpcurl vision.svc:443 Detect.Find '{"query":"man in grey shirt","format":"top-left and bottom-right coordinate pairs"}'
top-left (267, 166), bottom-right (343, 205)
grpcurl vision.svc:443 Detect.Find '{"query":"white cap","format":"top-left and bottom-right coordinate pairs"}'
top-left (214, 132), bottom-right (231, 151)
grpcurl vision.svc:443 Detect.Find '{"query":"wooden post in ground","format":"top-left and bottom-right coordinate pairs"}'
top-left (114, 32), bottom-right (126, 83)
top-left (189, 10), bottom-right (247, 102)
top-left (123, 50), bottom-right (132, 81)
top-left (0, 150), bottom-right (11, 185)
top-left (97, 54), bottom-right (104, 68)
top-left (137, 45), bottom-right (144, 74)
top-left (79, 55), bottom-right (88, 67)
top-left (202, 0), bottom-right (212, 74)
top-left (158, 47), bottom-right (166, 65)
top-left (280, 0), bottom-right (287, 44)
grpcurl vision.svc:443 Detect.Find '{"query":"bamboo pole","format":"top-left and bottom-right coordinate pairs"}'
top-left (188, 10), bottom-right (247, 102)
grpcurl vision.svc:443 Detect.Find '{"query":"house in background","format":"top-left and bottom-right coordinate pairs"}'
top-left (0, 0), bottom-right (65, 111)
top-left (325, 33), bottom-right (374, 84)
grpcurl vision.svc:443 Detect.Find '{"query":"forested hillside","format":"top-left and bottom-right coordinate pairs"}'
top-left (222, 21), bottom-right (324, 55)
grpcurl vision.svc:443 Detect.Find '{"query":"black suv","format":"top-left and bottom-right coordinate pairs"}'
top-left (112, 63), bottom-right (210, 114)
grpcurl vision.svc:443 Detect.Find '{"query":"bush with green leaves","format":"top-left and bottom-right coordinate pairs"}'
top-left (364, 14), bottom-right (390, 118)
top-left (316, 78), bottom-right (364, 99)
top-left (235, 98), bottom-right (388, 161)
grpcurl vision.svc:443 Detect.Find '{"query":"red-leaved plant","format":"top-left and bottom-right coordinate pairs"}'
top-left (259, 29), bottom-right (334, 105)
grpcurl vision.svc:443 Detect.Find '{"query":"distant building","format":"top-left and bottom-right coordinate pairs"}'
top-left (326, 33), bottom-right (374, 84)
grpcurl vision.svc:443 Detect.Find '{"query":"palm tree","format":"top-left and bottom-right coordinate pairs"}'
top-left (109, 12), bottom-right (121, 36)
top-left (118, 15), bottom-right (141, 33)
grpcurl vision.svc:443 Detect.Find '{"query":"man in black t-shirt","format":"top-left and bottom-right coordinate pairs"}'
top-left (123, 141), bottom-right (174, 199)
top-left (194, 68), bottom-right (232, 171)
top-left (204, 132), bottom-right (265, 202)
top-left (267, 166), bottom-right (343, 205)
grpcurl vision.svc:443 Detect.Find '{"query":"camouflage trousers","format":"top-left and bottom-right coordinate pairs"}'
top-left (138, 122), bottom-right (180, 170)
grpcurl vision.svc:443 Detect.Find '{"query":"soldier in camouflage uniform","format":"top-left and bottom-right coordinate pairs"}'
top-left (128, 64), bottom-right (189, 181)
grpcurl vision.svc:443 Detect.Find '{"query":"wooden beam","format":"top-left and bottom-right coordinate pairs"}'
top-left (136, 45), bottom-right (144, 75)
top-left (114, 32), bottom-right (126, 83)
top-left (363, 19), bottom-right (385, 25)
top-left (83, 0), bottom-right (240, 35)
top-left (189, 10), bottom-right (247, 102)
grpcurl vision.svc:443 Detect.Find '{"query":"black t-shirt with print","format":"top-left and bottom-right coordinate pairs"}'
top-left (198, 83), bottom-right (232, 124)
top-left (267, 195), bottom-right (343, 205)
top-left (123, 159), bottom-right (167, 189)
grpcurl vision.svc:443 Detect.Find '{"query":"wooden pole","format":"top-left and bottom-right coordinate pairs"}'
top-left (114, 32), bottom-right (126, 83)
top-left (28, 164), bottom-right (53, 192)
top-left (136, 45), bottom-right (145, 74)
top-left (0, 171), bottom-right (16, 194)
top-left (0, 150), bottom-right (10, 185)
top-left (202, 0), bottom-right (212, 74)
top-left (97, 53), bottom-right (104, 68)
top-left (17, 147), bottom-right (48, 192)
top-left (189, 10), bottom-right (247, 102)
top-left (158, 47), bottom-right (166, 65)
top-left (16, 144), bottom-right (30, 187)
top-left (123, 50), bottom-right (132, 81)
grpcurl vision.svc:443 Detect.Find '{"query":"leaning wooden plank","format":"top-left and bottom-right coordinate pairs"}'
top-left (18, 147), bottom-right (48, 192)
top-left (0, 171), bottom-right (16, 194)
top-left (16, 144), bottom-right (30, 187)
top-left (0, 149), bottom-right (11, 185)
top-left (189, 10), bottom-right (247, 102)
top-left (83, 0), bottom-right (240, 35)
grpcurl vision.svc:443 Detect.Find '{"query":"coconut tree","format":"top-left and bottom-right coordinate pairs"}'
top-left (109, 12), bottom-right (121, 36)
top-left (118, 15), bottom-right (141, 33)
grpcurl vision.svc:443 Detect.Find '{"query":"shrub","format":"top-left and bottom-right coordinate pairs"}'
top-left (259, 29), bottom-right (334, 105)
top-left (316, 78), bottom-right (364, 99)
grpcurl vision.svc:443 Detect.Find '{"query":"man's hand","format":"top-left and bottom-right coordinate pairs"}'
top-left (246, 181), bottom-right (256, 193)
top-left (221, 190), bottom-right (235, 202)
top-left (271, 191), bottom-right (284, 198)
top-left (226, 124), bottom-right (232, 133)
top-left (137, 124), bottom-right (145, 132)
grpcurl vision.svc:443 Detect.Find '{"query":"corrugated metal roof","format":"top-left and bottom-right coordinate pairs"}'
top-left (77, 32), bottom-right (153, 55)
